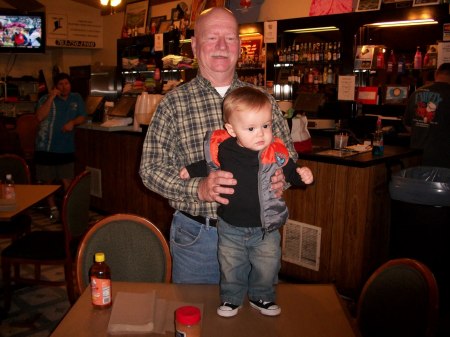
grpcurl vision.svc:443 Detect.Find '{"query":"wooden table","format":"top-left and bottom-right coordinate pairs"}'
top-left (0, 184), bottom-right (59, 221)
top-left (51, 282), bottom-right (359, 337)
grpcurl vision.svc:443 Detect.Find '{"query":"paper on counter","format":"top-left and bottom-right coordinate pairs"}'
top-left (107, 291), bottom-right (156, 334)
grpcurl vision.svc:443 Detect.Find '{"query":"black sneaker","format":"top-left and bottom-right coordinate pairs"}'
top-left (249, 299), bottom-right (281, 316)
top-left (49, 207), bottom-right (60, 223)
top-left (217, 302), bottom-right (241, 317)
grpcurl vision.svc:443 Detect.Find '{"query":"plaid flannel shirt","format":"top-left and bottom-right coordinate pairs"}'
top-left (139, 73), bottom-right (298, 218)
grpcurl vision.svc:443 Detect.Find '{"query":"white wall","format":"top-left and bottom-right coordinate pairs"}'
top-left (0, 0), bottom-right (315, 77)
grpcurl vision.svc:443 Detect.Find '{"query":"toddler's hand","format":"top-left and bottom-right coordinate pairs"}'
top-left (297, 167), bottom-right (313, 185)
top-left (179, 167), bottom-right (190, 180)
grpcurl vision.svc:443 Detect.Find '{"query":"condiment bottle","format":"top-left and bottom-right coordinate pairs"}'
top-left (4, 174), bottom-right (15, 200)
top-left (175, 306), bottom-right (201, 337)
top-left (89, 252), bottom-right (112, 309)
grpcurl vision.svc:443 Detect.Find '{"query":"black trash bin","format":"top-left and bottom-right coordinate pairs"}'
top-left (389, 166), bottom-right (450, 309)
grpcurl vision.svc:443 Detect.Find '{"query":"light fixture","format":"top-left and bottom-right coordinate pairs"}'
top-left (100, 0), bottom-right (122, 7)
top-left (284, 26), bottom-right (339, 34)
top-left (365, 19), bottom-right (437, 28)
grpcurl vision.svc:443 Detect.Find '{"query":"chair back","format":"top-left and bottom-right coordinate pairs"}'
top-left (76, 213), bottom-right (171, 294)
top-left (61, 170), bottom-right (91, 258)
top-left (15, 113), bottom-right (39, 161)
top-left (0, 153), bottom-right (31, 184)
top-left (357, 258), bottom-right (439, 337)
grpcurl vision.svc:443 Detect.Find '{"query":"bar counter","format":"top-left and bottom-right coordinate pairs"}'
top-left (75, 126), bottom-right (421, 298)
top-left (284, 145), bottom-right (421, 298)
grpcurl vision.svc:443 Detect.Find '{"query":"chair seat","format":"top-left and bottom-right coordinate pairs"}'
top-left (2, 231), bottom-right (65, 261)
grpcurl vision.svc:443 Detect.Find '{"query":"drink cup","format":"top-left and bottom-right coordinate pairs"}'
top-left (334, 134), bottom-right (349, 149)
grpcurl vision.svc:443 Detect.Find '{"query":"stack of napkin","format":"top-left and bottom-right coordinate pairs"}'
top-left (108, 291), bottom-right (156, 334)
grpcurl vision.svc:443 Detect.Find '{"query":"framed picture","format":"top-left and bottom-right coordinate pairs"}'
top-left (123, 0), bottom-right (149, 36)
top-left (171, 7), bottom-right (181, 21)
top-left (158, 20), bottom-right (172, 34)
top-left (412, 0), bottom-right (440, 6)
top-left (149, 15), bottom-right (166, 34)
top-left (356, 0), bottom-right (382, 12)
top-left (384, 85), bottom-right (409, 104)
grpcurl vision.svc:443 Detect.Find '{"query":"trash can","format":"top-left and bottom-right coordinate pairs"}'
top-left (389, 166), bottom-right (450, 309)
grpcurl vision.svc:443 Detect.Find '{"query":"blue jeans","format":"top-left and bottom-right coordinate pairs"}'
top-left (170, 211), bottom-right (220, 284)
top-left (217, 218), bottom-right (281, 306)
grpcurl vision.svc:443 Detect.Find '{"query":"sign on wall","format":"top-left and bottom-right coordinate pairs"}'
top-left (47, 12), bottom-right (103, 49)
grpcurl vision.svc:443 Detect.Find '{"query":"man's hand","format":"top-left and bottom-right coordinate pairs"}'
top-left (62, 120), bottom-right (75, 133)
top-left (271, 168), bottom-right (286, 198)
top-left (198, 170), bottom-right (236, 204)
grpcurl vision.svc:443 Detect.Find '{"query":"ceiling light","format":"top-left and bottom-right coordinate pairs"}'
top-left (100, 0), bottom-right (122, 7)
top-left (284, 26), bottom-right (339, 34)
top-left (365, 19), bottom-right (437, 28)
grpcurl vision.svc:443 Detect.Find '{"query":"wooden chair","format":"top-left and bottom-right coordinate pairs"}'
top-left (75, 213), bottom-right (171, 296)
top-left (14, 113), bottom-right (39, 163)
top-left (1, 170), bottom-right (91, 311)
top-left (0, 153), bottom-right (32, 241)
top-left (356, 258), bottom-right (439, 337)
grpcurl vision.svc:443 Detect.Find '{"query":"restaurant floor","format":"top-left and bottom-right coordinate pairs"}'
top-left (0, 208), bottom-right (449, 337)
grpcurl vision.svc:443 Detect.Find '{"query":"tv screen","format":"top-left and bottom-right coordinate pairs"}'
top-left (0, 12), bottom-right (45, 53)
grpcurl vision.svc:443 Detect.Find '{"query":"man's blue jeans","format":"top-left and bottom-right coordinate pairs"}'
top-left (217, 219), bottom-right (281, 306)
top-left (170, 211), bottom-right (220, 284)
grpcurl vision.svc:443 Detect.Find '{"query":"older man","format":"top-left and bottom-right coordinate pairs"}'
top-left (139, 7), bottom-right (296, 284)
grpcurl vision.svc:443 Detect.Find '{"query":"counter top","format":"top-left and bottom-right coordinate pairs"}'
top-left (78, 122), bottom-right (140, 133)
top-left (299, 145), bottom-right (421, 168)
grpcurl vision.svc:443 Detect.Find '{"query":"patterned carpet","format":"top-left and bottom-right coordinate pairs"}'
top-left (0, 208), bottom-right (104, 337)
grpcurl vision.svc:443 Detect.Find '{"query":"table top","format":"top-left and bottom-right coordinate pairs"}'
top-left (0, 184), bottom-right (59, 221)
top-left (299, 145), bottom-right (420, 168)
top-left (51, 282), bottom-right (358, 337)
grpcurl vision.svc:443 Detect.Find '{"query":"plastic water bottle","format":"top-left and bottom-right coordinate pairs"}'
top-left (4, 174), bottom-right (16, 200)
top-left (89, 252), bottom-right (112, 309)
top-left (103, 101), bottom-right (114, 123)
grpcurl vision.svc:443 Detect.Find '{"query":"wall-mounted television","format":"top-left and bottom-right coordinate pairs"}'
top-left (0, 11), bottom-right (45, 53)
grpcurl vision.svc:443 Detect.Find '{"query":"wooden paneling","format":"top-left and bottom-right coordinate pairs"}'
top-left (282, 154), bottom-right (420, 299)
top-left (75, 128), bottom-right (173, 238)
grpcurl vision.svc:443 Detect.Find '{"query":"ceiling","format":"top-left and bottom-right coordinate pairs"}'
top-left (2, 0), bottom-right (45, 11)
top-left (71, 0), bottom-right (103, 9)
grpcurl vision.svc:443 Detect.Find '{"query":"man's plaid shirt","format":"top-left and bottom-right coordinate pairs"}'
top-left (139, 73), bottom-right (298, 219)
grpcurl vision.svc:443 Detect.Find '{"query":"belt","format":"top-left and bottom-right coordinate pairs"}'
top-left (180, 211), bottom-right (218, 227)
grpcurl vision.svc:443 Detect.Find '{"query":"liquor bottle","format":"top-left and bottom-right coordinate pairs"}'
top-left (337, 42), bottom-right (341, 61)
top-left (307, 68), bottom-right (314, 84)
top-left (332, 42), bottom-right (337, 61)
top-left (90, 252), bottom-right (112, 309)
top-left (294, 43), bottom-right (300, 63)
top-left (414, 46), bottom-right (422, 69)
top-left (322, 65), bottom-right (328, 84)
top-left (286, 46), bottom-right (291, 63)
top-left (376, 48), bottom-right (385, 69)
top-left (372, 118), bottom-right (384, 156)
top-left (327, 65), bottom-right (334, 84)
top-left (4, 174), bottom-right (15, 200)
top-left (387, 50), bottom-right (396, 73)
top-left (326, 42), bottom-right (332, 62)
top-left (291, 44), bottom-right (296, 63)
